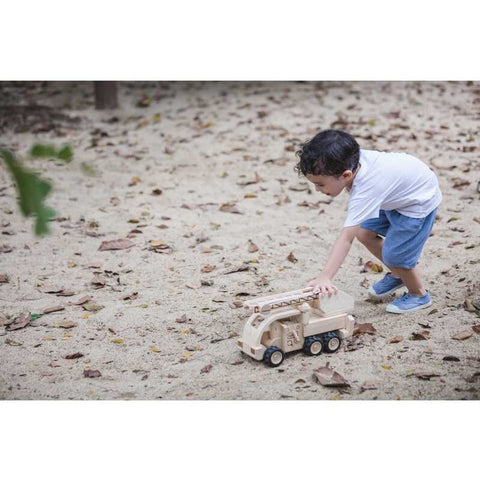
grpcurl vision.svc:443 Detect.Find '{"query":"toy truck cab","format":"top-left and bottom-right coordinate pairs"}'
top-left (237, 288), bottom-right (355, 367)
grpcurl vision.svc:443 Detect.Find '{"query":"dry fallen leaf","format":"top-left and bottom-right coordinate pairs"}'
top-left (354, 323), bottom-right (376, 335)
top-left (82, 303), bottom-right (104, 312)
top-left (313, 367), bottom-right (350, 387)
top-left (121, 292), bottom-right (138, 301)
top-left (0, 274), bottom-right (9, 283)
top-left (362, 260), bottom-right (384, 273)
top-left (69, 296), bottom-right (90, 306)
top-left (414, 372), bottom-right (441, 380)
top-left (443, 355), bottom-right (460, 362)
top-left (5, 339), bottom-right (22, 346)
top-left (248, 240), bottom-right (259, 253)
top-left (129, 175), bottom-right (141, 186)
top-left (43, 305), bottom-right (65, 314)
top-left (219, 202), bottom-right (242, 214)
top-left (360, 381), bottom-right (378, 391)
top-left (111, 338), bottom-right (124, 344)
top-left (387, 335), bottom-right (404, 344)
top-left (56, 290), bottom-right (75, 297)
top-left (410, 330), bottom-right (430, 340)
top-left (452, 330), bottom-right (473, 341)
top-left (360, 278), bottom-right (370, 288)
top-left (287, 252), bottom-right (298, 263)
top-left (91, 274), bottom-right (106, 289)
top-left (200, 364), bottom-right (213, 374)
top-left (84, 369), bottom-right (101, 378)
top-left (65, 352), bottom-right (84, 359)
top-left (55, 320), bottom-right (77, 329)
top-left (6, 313), bottom-right (31, 331)
top-left (98, 239), bottom-right (134, 251)
top-left (201, 264), bottom-right (216, 273)
top-left (150, 347), bottom-right (161, 353)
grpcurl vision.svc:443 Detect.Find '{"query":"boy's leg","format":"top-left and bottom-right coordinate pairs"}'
top-left (381, 209), bottom-right (437, 313)
top-left (356, 228), bottom-right (385, 264)
top-left (385, 266), bottom-right (426, 296)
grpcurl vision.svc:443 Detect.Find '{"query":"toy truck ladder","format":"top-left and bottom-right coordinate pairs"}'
top-left (244, 288), bottom-right (320, 313)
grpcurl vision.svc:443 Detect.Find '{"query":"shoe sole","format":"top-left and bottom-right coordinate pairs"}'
top-left (368, 283), bottom-right (404, 299)
top-left (386, 300), bottom-right (433, 314)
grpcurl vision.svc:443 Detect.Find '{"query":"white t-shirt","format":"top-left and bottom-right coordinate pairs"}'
top-left (344, 149), bottom-right (442, 227)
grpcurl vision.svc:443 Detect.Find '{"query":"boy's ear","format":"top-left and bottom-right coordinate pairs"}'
top-left (342, 169), bottom-right (353, 179)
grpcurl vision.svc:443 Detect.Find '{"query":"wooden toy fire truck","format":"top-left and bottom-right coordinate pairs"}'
top-left (237, 287), bottom-right (355, 367)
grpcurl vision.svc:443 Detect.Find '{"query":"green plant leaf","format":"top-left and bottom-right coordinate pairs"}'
top-left (57, 145), bottom-right (73, 162)
top-left (1, 148), bottom-right (56, 236)
top-left (30, 143), bottom-right (73, 163)
top-left (30, 144), bottom-right (57, 158)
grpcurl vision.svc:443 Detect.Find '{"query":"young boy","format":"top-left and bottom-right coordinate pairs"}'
top-left (295, 129), bottom-right (442, 314)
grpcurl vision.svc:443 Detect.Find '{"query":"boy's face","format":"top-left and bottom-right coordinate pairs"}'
top-left (306, 170), bottom-right (355, 197)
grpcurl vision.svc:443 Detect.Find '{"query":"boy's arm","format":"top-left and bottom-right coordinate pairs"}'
top-left (308, 226), bottom-right (359, 295)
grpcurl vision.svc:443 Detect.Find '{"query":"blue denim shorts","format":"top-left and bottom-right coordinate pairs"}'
top-left (360, 209), bottom-right (437, 269)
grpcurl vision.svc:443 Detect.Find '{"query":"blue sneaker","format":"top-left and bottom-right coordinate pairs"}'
top-left (386, 291), bottom-right (432, 314)
top-left (368, 273), bottom-right (404, 299)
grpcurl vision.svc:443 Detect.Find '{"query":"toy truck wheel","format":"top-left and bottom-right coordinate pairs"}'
top-left (263, 346), bottom-right (285, 367)
top-left (322, 332), bottom-right (341, 353)
top-left (303, 336), bottom-right (323, 356)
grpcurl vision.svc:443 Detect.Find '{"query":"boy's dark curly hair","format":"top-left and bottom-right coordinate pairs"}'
top-left (294, 129), bottom-right (360, 177)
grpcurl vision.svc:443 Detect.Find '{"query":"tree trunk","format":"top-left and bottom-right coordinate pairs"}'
top-left (94, 81), bottom-right (118, 109)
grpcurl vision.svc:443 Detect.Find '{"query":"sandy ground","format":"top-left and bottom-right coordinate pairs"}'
top-left (0, 81), bottom-right (479, 400)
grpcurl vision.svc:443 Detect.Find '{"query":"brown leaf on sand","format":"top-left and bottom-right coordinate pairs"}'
top-left (452, 330), bottom-right (473, 341)
top-left (65, 352), bottom-right (84, 359)
top-left (69, 296), bottom-right (90, 306)
top-left (248, 240), bottom-right (259, 253)
top-left (5, 339), bottom-right (22, 346)
top-left (219, 202), bottom-right (242, 214)
top-left (414, 372), bottom-right (441, 380)
top-left (6, 313), bottom-right (31, 331)
top-left (219, 263), bottom-right (250, 275)
top-left (38, 284), bottom-right (64, 294)
top-left (464, 298), bottom-right (477, 312)
top-left (91, 274), bottom-right (106, 289)
top-left (354, 323), bottom-right (376, 335)
top-left (83, 369), bottom-right (101, 378)
top-left (200, 364), bottom-right (213, 374)
top-left (360, 381), bottom-right (378, 392)
top-left (201, 264), bottom-right (216, 273)
top-left (361, 260), bottom-right (383, 273)
top-left (121, 292), bottom-right (138, 301)
top-left (287, 252), bottom-right (298, 263)
top-left (175, 314), bottom-right (188, 324)
top-left (0, 316), bottom-right (11, 327)
top-left (55, 320), bottom-right (77, 329)
top-left (360, 278), bottom-right (370, 289)
top-left (128, 175), bottom-right (141, 186)
top-left (98, 239), bottom-right (134, 251)
top-left (443, 355), bottom-right (460, 362)
top-left (313, 367), bottom-right (350, 387)
top-left (410, 330), bottom-right (430, 341)
top-left (56, 290), bottom-right (75, 297)
top-left (451, 178), bottom-right (470, 189)
top-left (472, 325), bottom-right (480, 334)
top-left (387, 335), bottom-right (404, 344)
top-left (0, 274), bottom-right (9, 283)
top-left (82, 303), bottom-right (104, 312)
top-left (43, 305), bottom-right (65, 314)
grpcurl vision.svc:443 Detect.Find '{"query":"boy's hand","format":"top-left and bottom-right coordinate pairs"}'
top-left (307, 275), bottom-right (338, 297)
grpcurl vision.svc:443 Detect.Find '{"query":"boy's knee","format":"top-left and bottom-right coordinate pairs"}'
top-left (356, 228), bottom-right (378, 245)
